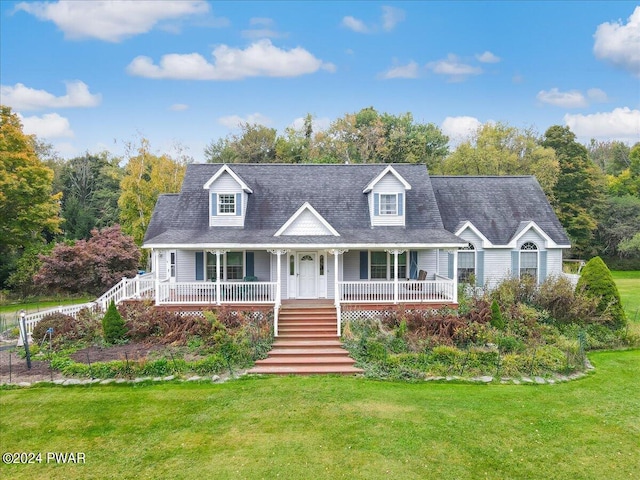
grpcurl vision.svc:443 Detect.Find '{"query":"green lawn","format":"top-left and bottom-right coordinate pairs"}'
top-left (1, 349), bottom-right (639, 480)
top-left (611, 271), bottom-right (640, 322)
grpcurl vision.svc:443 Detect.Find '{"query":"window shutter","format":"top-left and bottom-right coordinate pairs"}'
top-left (246, 251), bottom-right (254, 277)
top-left (409, 250), bottom-right (418, 279)
top-left (374, 193), bottom-right (379, 216)
top-left (476, 251), bottom-right (484, 287)
top-left (448, 252), bottom-right (454, 279)
top-left (360, 251), bottom-right (368, 279)
top-left (211, 193), bottom-right (217, 216)
top-left (195, 252), bottom-right (204, 281)
top-left (236, 193), bottom-right (242, 216)
top-left (511, 251), bottom-right (519, 278)
top-left (398, 193), bottom-right (403, 216)
top-left (539, 250), bottom-right (547, 284)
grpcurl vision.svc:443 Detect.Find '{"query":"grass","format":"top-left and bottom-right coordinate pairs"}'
top-left (0, 296), bottom-right (92, 331)
top-left (1, 349), bottom-right (639, 480)
top-left (611, 271), bottom-right (640, 322)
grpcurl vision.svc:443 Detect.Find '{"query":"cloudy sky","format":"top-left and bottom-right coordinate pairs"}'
top-left (1, 1), bottom-right (638, 162)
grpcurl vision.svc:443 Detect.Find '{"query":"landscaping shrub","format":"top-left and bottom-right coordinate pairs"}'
top-left (577, 256), bottom-right (627, 329)
top-left (490, 300), bottom-right (505, 329)
top-left (32, 310), bottom-right (100, 347)
top-left (535, 275), bottom-right (601, 326)
top-left (102, 301), bottom-right (127, 344)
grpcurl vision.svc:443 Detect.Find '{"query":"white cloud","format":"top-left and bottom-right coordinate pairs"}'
top-left (475, 51), bottom-right (501, 63)
top-left (342, 6), bottom-right (405, 33)
top-left (342, 16), bottom-right (369, 33)
top-left (379, 61), bottom-right (419, 79)
top-left (537, 88), bottom-right (587, 108)
top-left (19, 112), bottom-right (74, 138)
top-left (593, 6), bottom-right (640, 77)
top-left (127, 40), bottom-right (334, 80)
top-left (218, 113), bottom-right (272, 130)
top-left (15, 0), bottom-right (210, 42)
top-left (0, 81), bottom-right (101, 111)
top-left (441, 116), bottom-right (482, 143)
top-left (290, 116), bottom-right (330, 132)
top-left (587, 88), bottom-right (609, 103)
top-left (564, 107), bottom-right (640, 142)
top-left (381, 6), bottom-right (405, 31)
top-left (169, 104), bottom-right (189, 111)
top-left (427, 54), bottom-right (482, 82)
top-left (242, 17), bottom-right (287, 39)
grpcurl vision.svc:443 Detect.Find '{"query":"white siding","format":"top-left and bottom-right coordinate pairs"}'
top-left (280, 209), bottom-right (334, 236)
top-left (417, 250), bottom-right (437, 280)
top-left (458, 228), bottom-right (483, 249)
top-left (369, 173), bottom-right (406, 226)
top-left (483, 249), bottom-right (512, 288)
top-left (547, 249), bottom-right (563, 277)
top-left (209, 172), bottom-right (247, 227)
top-left (343, 250), bottom-right (361, 281)
top-left (517, 229), bottom-right (545, 249)
top-left (156, 250), bottom-right (168, 281)
top-left (253, 251), bottom-right (270, 281)
top-left (176, 250), bottom-right (195, 282)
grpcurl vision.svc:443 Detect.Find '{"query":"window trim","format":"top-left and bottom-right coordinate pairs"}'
top-left (205, 251), bottom-right (245, 281)
top-left (217, 194), bottom-right (236, 216)
top-left (457, 243), bottom-right (476, 284)
top-left (519, 242), bottom-right (538, 281)
top-left (369, 251), bottom-right (408, 280)
top-left (379, 193), bottom-right (398, 216)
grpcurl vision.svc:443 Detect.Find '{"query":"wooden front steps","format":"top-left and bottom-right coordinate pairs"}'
top-left (248, 304), bottom-right (363, 375)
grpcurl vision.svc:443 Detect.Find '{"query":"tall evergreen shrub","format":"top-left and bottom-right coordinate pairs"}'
top-left (576, 256), bottom-right (626, 329)
top-left (102, 301), bottom-right (127, 343)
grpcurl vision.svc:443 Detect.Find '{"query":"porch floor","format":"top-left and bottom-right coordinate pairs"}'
top-left (248, 303), bottom-right (363, 376)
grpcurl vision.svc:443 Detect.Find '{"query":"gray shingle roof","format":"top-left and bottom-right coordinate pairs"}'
top-left (143, 165), bottom-right (570, 249)
top-left (430, 176), bottom-right (570, 246)
top-left (143, 163), bottom-right (464, 247)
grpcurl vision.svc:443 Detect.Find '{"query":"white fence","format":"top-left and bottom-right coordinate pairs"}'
top-left (338, 279), bottom-right (455, 303)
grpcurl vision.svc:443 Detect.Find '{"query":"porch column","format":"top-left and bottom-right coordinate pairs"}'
top-left (452, 249), bottom-right (459, 304)
top-left (386, 249), bottom-right (405, 304)
top-left (268, 249), bottom-right (288, 337)
top-left (211, 250), bottom-right (228, 305)
top-left (154, 249), bottom-right (160, 306)
top-left (328, 249), bottom-right (348, 337)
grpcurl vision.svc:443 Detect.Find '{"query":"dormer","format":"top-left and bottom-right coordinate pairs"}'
top-left (363, 165), bottom-right (411, 227)
top-left (203, 165), bottom-right (252, 227)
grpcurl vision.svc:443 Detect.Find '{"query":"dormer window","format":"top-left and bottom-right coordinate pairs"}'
top-left (380, 194), bottom-right (398, 215)
top-left (218, 194), bottom-right (236, 215)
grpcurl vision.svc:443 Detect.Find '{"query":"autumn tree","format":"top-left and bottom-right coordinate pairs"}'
top-left (119, 140), bottom-right (187, 245)
top-left (34, 225), bottom-right (140, 296)
top-left (541, 126), bottom-right (606, 257)
top-left (442, 122), bottom-right (559, 198)
top-left (0, 106), bottom-right (61, 287)
top-left (205, 123), bottom-right (277, 163)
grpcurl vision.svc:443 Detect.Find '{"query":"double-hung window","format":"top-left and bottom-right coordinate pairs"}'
top-left (206, 251), bottom-right (243, 280)
top-left (379, 194), bottom-right (398, 215)
top-left (520, 242), bottom-right (538, 280)
top-left (458, 243), bottom-right (476, 283)
top-left (218, 194), bottom-right (236, 215)
top-left (370, 251), bottom-right (407, 279)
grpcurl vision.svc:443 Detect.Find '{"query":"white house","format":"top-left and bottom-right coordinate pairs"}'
top-left (141, 163), bottom-right (570, 328)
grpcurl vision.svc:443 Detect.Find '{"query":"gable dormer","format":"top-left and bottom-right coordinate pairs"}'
top-left (363, 165), bottom-right (411, 227)
top-left (203, 165), bottom-right (252, 227)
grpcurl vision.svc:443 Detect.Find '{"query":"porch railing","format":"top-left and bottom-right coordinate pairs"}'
top-left (338, 279), bottom-right (455, 304)
top-left (96, 272), bottom-right (155, 310)
top-left (156, 281), bottom-right (277, 305)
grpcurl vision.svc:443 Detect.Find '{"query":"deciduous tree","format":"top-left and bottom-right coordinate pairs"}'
top-left (119, 139), bottom-right (186, 245)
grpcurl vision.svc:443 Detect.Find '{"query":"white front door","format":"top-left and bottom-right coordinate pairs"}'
top-left (297, 252), bottom-right (317, 298)
top-left (167, 250), bottom-right (176, 284)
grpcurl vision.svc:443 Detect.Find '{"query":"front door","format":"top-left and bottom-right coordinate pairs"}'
top-left (297, 253), bottom-right (317, 298)
top-left (167, 250), bottom-right (176, 284)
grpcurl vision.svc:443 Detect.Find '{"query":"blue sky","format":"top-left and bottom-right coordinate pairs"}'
top-left (1, 1), bottom-right (639, 162)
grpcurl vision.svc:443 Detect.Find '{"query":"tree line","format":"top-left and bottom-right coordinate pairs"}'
top-left (1, 105), bottom-right (638, 298)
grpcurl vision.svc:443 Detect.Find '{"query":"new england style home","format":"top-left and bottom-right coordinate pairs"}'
top-left (141, 163), bottom-right (570, 335)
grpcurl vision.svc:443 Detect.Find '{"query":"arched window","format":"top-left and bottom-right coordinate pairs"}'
top-left (520, 242), bottom-right (538, 280)
top-left (458, 243), bottom-right (475, 283)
